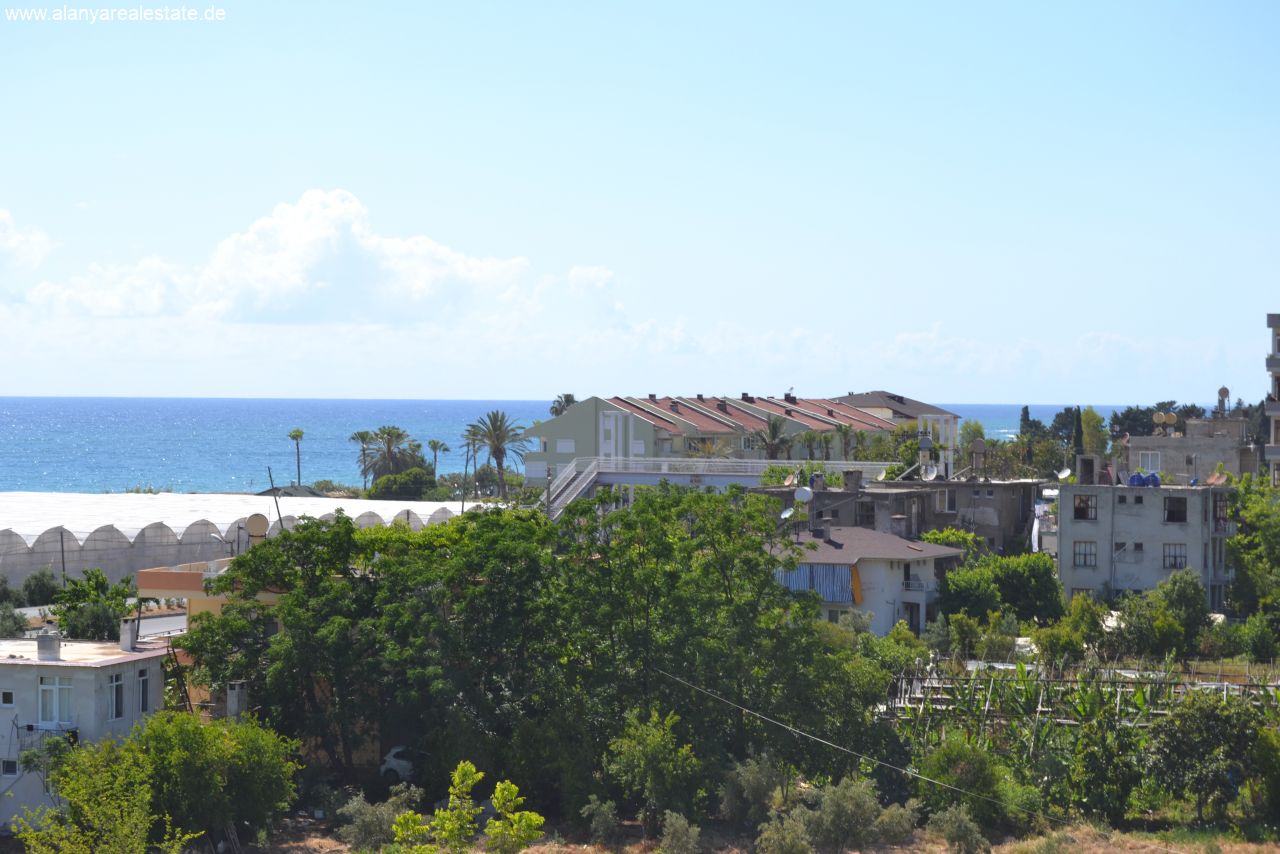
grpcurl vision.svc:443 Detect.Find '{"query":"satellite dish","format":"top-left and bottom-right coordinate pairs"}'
top-left (783, 472), bottom-right (796, 487)
top-left (794, 486), bottom-right (813, 503)
top-left (246, 513), bottom-right (269, 538)
top-left (918, 435), bottom-right (934, 451)
top-left (1152, 411), bottom-right (1166, 426)
top-left (1057, 467), bottom-right (1071, 479)
top-left (780, 507), bottom-right (795, 521)
top-left (1219, 386), bottom-right (1230, 399)
top-left (923, 465), bottom-right (939, 481)
top-left (875, 470), bottom-right (886, 481)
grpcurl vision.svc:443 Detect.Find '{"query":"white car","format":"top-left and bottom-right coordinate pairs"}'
top-left (380, 745), bottom-right (415, 783)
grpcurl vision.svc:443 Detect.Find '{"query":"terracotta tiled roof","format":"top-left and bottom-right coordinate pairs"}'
top-left (792, 399), bottom-right (896, 431)
top-left (649, 398), bottom-right (738, 433)
top-left (748, 397), bottom-right (838, 430)
top-left (607, 397), bottom-right (683, 434)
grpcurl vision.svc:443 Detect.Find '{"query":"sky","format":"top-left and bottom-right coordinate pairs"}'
top-left (0, 1), bottom-right (1277, 404)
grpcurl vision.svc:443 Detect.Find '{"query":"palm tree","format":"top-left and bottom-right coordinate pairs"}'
top-left (752, 415), bottom-right (793, 461)
top-left (461, 423), bottom-right (484, 501)
top-left (468, 410), bottom-right (530, 500)
top-left (798, 430), bottom-right (819, 460)
top-left (427, 439), bottom-right (450, 474)
top-left (349, 430), bottom-right (376, 489)
top-left (288, 429), bottom-right (304, 485)
top-left (550, 394), bottom-right (577, 418)
top-left (835, 423), bottom-right (854, 460)
top-left (820, 432), bottom-right (833, 461)
top-left (368, 425), bottom-right (423, 480)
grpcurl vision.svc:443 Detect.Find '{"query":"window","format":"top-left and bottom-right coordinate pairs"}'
top-left (1117, 495), bottom-right (1127, 505)
top-left (0, 690), bottom-right (12, 706)
top-left (1134, 542), bottom-right (1144, 554)
top-left (0, 760), bottom-right (15, 776)
top-left (138, 669), bottom-right (150, 713)
top-left (1164, 497), bottom-right (1188, 523)
top-left (1073, 494), bottom-right (1097, 521)
top-left (826, 609), bottom-right (848, 623)
top-left (109, 673), bottom-right (124, 720)
top-left (631, 439), bottom-right (645, 455)
top-left (1138, 451), bottom-right (1161, 472)
top-left (986, 489), bottom-right (995, 498)
top-left (1114, 541), bottom-right (1127, 552)
top-left (1135, 495), bottom-right (1144, 505)
top-left (554, 438), bottom-right (576, 454)
top-left (856, 502), bottom-right (875, 528)
top-left (38, 676), bottom-right (71, 727)
top-left (1073, 541), bottom-right (1097, 567)
top-left (947, 489), bottom-right (957, 513)
top-left (1163, 543), bottom-right (1188, 570)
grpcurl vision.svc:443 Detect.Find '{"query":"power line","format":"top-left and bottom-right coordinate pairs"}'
top-left (654, 667), bottom-right (1187, 854)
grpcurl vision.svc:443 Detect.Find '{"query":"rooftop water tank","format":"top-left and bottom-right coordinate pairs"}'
top-left (1145, 473), bottom-right (1161, 487)
top-left (36, 629), bottom-right (60, 661)
top-left (1128, 473), bottom-right (1145, 487)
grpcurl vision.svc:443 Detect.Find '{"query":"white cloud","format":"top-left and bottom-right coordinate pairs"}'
top-left (0, 210), bottom-right (52, 268)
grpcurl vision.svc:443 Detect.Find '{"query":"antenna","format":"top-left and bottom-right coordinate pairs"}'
top-left (1056, 467), bottom-right (1071, 480)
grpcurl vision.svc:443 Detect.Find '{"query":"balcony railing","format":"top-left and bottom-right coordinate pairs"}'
top-left (902, 578), bottom-right (926, 592)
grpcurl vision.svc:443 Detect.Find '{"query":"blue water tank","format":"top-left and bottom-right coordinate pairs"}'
top-left (1144, 473), bottom-right (1160, 488)
top-left (1128, 473), bottom-right (1145, 487)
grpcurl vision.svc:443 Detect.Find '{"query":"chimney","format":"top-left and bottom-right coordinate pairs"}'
top-left (785, 408), bottom-right (793, 416)
top-left (716, 401), bottom-right (729, 413)
top-left (696, 394), bottom-right (704, 401)
top-left (119, 617), bottom-right (139, 652)
top-left (741, 393), bottom-right (753, 402)
top-left (36, 628), bottom-right (61, 661)
top-left (784, 392), bottom-right (797, 404)
top-left (669, 402), bottom-right (679, 413)
top-left (648, 393), bottom-right (657, 401)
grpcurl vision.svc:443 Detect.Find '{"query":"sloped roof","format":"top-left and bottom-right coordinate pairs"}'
top-left (835, 391), bottom-right (958, 419)
top-left (783, 525), bottom-right (962, 564)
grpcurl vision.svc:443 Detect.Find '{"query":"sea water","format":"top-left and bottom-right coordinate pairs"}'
top-left (0, 398), bottom-right (1120, 494)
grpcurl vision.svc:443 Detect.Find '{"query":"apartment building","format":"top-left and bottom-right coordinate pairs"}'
top-left (834, 391), bottom-right (960, 477)
top-left (523, 393), bottom-right (898, 486)
top-left (0, 623), bottom-right (167, 829)
top-left (1057, 482), bottom-right (1234, 610)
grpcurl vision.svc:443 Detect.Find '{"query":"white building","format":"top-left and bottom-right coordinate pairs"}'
top-left (0, 621), bottom-right (167, 829)
top-left (1057, 482), bottom-right (1234, 609)
top-left (774, 526), bottom-right (963, 635)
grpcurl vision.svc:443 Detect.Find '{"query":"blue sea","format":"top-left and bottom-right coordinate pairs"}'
top-left (0, 399), bottom-right (1123, 494)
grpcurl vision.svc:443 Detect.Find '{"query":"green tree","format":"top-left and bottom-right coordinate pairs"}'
top-left (922, 527), bottom-right (983, 564)
top-left (427, 439), bottom-right (450, 474)
top-left (1228, 474), bottom-right (1280, 615)
top-left (14, 737), bottom-right (198, 854)
top-left (484, 779), bottom-right (546, 854)
top-left (606, 709), bottom-right (700, 835)
top-left (1080, 406), bottom-right (1109, 458)
top-left (753, 415), bottom-right (794, 460)
top-left (288, 428), bottom-right (304, 485)
top-left (1149, 690), bottom-right (1261, 821)
top-left (368, 425), bottom-right (426, 480)
top-left (51, 568), bottom-right (133, 640)
top-left (369, 466), bottom-right (437, 500)
top-left (349, 430), bottom-right (377, 490)
top-left (22, 569), bottom-right (59, 607)
top-left (1155, 568), bottom-right (1210, 655)
top-left (550, 393), bottom-right (577, 417)
top-left (0, 608), bottom-right (29, 637)
top-left (1069, 709), bottom-right (1140, 825)
top-left (468, 410), bottom-right (530, 500)
top-left (938, 567), bottom-right (1001, 619)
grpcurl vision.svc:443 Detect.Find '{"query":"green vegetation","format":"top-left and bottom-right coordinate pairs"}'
top-left (50, 568), bottom-right (134, 640)
top-left (160, 479), bottom-right (1280, 847)
top-left (16, 712), bottom-right (296, 851)
top-left (288, 427), bottom-right (304, 485)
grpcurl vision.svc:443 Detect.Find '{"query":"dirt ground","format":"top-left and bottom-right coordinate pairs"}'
top-left (259, 819), bottom-right (1280, 853)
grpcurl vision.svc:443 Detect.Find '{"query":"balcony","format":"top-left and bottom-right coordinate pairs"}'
top-left (1268, 355), bottom-right (1280, 372)
top-left (902, 577), bottom-right (926, 592)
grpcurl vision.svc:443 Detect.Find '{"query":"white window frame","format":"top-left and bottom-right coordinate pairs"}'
top-left (554, 438), bottom-right (576, 454)
top-left (0, 690), bottom-right (12, 706)
top-left (38, 676), bottom-right (72, 728)
top-left (138, 668), bottom-right (150, 713)
top-left (109, 672), bottom-right (124, 720)
top-left (1163, 543), bottom-right (1188, 570)
top-left (1138, 451), bottom-right (1160, 472)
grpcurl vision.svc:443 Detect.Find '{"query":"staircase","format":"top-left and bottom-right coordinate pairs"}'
top-left (548, 459), bottom-right (600, 519)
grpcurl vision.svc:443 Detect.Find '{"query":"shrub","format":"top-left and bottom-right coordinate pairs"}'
top-left (804, 776), bottom-right (881, 851)
top-left (719, 754), bottom-right (789, 831)
top-left (579, 794), bottom-right (620, 845)
top-left (872, 799), bottom-right (919, 845)
top-left (1242, 612), bottom-right (1277, 663)
top-left (755, 810), bottom-right (814, 854)
top-left (658, 811), bottom-right (700, 854)
top-left (927, 804), bottom-right (990, 854)
top-left (336, 783), bottom-right (424, 850)
top-left (484, 780), bottom-right (545, 854)
top-left (22, 570), bottom-right (59, 607)
top-left (605, 709), bottom-right (700, 836)
top-left (368, 466), bottom-right (437, 500)
top-left (1068, 712), bottom-right (1139, 826)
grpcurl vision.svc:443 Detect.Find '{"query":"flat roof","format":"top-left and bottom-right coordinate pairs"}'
top-left (0, 492), bottom-right (464, 545)
top-left (0, 637), bottom-right (168, 667)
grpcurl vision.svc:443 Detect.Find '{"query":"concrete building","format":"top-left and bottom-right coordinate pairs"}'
top-left (523, 393), bottom-right (898, 487)
top-left (834, 391), bottom-right (961, 478)
top-left (1268, 313), bottom-right (1280, 485)
top-left (1121, 387), bottom-right (1260, 482)
top-left (774, 526), bottom-right (963, 635)
top-left (1056, 482), bottom-right (1234, 610)
top-left (0, 624), bottom-right (167, 829)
